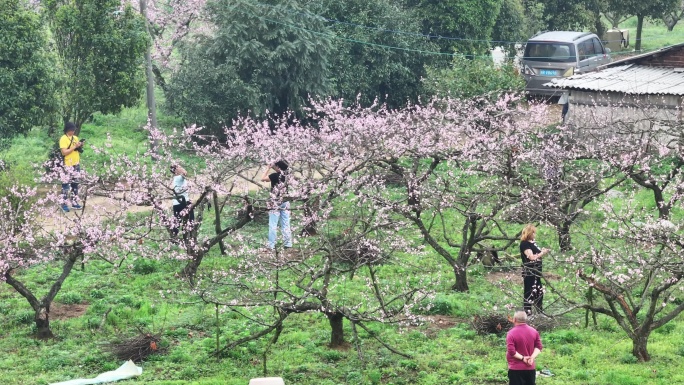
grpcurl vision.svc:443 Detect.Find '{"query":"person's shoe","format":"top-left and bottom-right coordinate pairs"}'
top-left (71, 203), bottom-right (82, 209)
top-left (61, 204), bottom-right (70, 213)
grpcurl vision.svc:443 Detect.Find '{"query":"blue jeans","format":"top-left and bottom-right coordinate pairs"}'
top-left (268, 202), bottom-right (292, 249)
top-left (61, 164), bottom-right (80, 204)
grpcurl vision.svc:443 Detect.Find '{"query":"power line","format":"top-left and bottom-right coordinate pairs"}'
top-left (249, 0), bottom-right (684, 46)
top-left (233, 4), bottom-right (681, 61)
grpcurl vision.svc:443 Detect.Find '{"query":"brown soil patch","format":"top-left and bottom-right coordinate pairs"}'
top-left (51, 303), bottom-right (88, 320)
top-left (399, 315), bottom-right (464, 337)
top-left (422, 315), bottom-right (460, 330)
top-left (330, 341), bottom-right (352, 351)
top-left (486, 271), bottom-right (522, 285)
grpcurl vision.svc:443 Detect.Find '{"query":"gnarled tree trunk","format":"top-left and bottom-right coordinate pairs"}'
top-left (4, 250), bottom-right (80, 339)
top-left (451, 263), bottom-right (469, 292)
top-left (557, 221), bottom-right (572, 251)
top-left (327, 312), bottom-right (345, 347)
top-left (632, 333), bottom-right (651, 362)
top-left (34, 304), bottom-right (53, 339)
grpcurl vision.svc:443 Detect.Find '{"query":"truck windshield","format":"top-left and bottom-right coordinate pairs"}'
top-left (523, 42), bottom-right (576, 63)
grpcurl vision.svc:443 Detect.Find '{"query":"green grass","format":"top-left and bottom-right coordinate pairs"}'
top-left (3, 249), bottom-right (684, 385)
top-left (0, 93), bottom-right (183, 176)
top-left (612, 17), bottom-right (684, 54)
top-left (2, 97), bottom-right (684, 384)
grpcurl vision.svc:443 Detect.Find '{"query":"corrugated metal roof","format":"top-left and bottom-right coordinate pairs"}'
top-left (605, 42), bottom-right (684, 67)
top-left (545, 64), bottom-right (684, 95)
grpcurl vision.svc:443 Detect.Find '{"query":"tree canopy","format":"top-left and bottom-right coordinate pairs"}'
top-left (0, 0), bottom-right (57, 140)
top-left (45, 0), bottom-right (148, 132)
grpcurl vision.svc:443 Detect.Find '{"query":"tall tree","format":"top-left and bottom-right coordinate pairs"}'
top-left (622, 0), bottom-right (679, 50)
top-left (45, 0), bottom-right (148, 133)
top-left (0, 0), bottom-right (57, 140)
top-left (166, 0), bottom-right (332, 133)
top-left (302, 0), bottom-right (438, 108)
top-left (408, 0), bottom-right (503, 56)
top-left (662, 0), bottom-right (684, 31)
top-left (492, 0), bottom-right (526, 56)
top-left (540, 0), bottom-right (595, 31)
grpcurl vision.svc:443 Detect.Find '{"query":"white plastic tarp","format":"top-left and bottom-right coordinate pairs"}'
top-left (50, 360), bottom-right (142, 385)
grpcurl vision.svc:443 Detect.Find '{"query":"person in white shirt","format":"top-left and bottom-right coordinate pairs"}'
top-left (170, 164), bottom-right (194, 237)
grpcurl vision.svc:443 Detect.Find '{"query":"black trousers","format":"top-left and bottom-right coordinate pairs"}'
top-left (172, 201), bottom-right (194, 236)
top-left (523, 274), bottom-right (543, 313)
top-left (509, 369), bottom-right (536, 385)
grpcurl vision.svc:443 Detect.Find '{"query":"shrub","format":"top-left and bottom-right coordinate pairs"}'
top-left (620, 354), bottom-right (638, 364)
top-left (546, 330), bottom-right (581, 344)
top-left (463, 361), bottom-right (481, 376)
top-left (60, 292), bottom-right (83, 305)
top-left (132, 258), bottom-right (158, 275)
top-left (422, 57), bottom-right (525, 101)
top-left (557, 344), bottom-right (573, 356)
top-left (399, 360), bottom-right (419, 371)
top-left (321, 350), bottom-right (342, 363)
top-left (14, 310), bottom-right (34, 325)
top-left (415, 296), bottom-right (453, 316)
top-left (654, 322), bottom-right (676, 335)
top-left (368, 369), bottom-right (382, 384)
top-left (345, 371), bottom-right (362, 383)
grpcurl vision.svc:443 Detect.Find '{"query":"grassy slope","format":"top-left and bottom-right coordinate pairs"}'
top-left (2, 92), bottom-right (684, 384)
top-left (2, 233), bottom-right (683, 385)
top-left (611, 17), bottom-right (684, 54)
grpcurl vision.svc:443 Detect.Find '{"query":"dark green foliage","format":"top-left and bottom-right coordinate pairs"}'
top-left (167, 0), bottom-right (332, 134)
top-left (521, 0), bottom-right (546, 38)
top-left (557, 344), bottom-right (573, 356)
top-left (0, 0), bottom-right (58, 139)
top-left (422, 57), bottom-right (525, 100)
top-left (133, 258), bottom-right (159, 275)
top-left (538, 0), bottom-right (595, 31)
top-left (165, 50), bottom-right (260, 133)
top-left (621, 0), bottom-right (679, 50)
top-left (620, 353), bottom-right (639, 364)
top-left (546, 330), bottom-right (581, 344)
top-left (45, 0), bottom-right (148, 131)
top-left (654, 321), bottom-right (676, 334)
top-left (408, 0), bottom-right (503, 55)
top-left (492, 0), bottom-right (526, 56)
top-left (303, 0), bottom-right (439, 108)
top-left (59, 292), bottom-right (84, 305)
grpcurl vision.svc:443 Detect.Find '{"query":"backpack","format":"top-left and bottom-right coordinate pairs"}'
top-left (44, 136), bottom-right (73, 173)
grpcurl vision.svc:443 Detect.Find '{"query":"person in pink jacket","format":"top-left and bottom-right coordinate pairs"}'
top-left (506, 311), bottom-right (543, 385)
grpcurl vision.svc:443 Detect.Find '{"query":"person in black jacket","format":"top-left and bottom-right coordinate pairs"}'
top-left (260, 160), bottom-right (292, 250)
top-left (520, 224), bottom-right (550, 314)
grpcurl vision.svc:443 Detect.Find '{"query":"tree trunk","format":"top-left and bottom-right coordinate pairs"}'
top-left (557, 221), bottom-right (573, 251)
top-left (635, 15), bottom-right (644, 51)
top-left (593, 11), bottom-right (606, 40)
top-left (451, 263), bottom-right (469, 292)
top-left (632, 334), bottom-right (651, 362)
top-left (327, 312), bottom-right (345, 347)
top-left (34, 304), bottom-right (54, 339)
top-left (140, 0), bottom-right (159, 155)
top-left (182, 252), bottom-right (203, 285)
top-left (213, 192), bottom-right (227, 255)
top-left (5, 251), bottom-right (80, 339)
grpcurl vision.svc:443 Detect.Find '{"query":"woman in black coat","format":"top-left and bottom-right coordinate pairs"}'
top-left (520, 224), bottom-right (550, 314)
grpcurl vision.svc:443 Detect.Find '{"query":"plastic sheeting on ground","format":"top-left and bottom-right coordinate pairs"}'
top-left (49, 360), bottom-right (142, 385)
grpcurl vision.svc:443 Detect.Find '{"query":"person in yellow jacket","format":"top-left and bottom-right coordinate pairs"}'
top-left (59, 122), bottom-right (84, 212)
